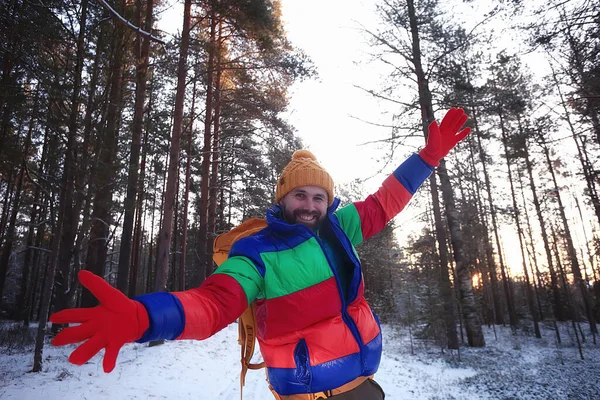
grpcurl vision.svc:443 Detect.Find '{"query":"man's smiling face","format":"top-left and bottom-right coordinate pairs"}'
top-left (280, 185), bottom-right (329, 230)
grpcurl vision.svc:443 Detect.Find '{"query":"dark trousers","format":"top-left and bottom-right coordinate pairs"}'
top-left (330, 379), bottom-right (385, 399)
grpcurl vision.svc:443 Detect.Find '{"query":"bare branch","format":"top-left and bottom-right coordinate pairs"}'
top-left (353, 84), bottom-right (414, 107)
top-left (95, 0), bottom-right (165, 45)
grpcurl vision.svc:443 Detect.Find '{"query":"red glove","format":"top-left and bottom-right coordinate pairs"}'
top-left (50, 270), bottom-right (149, 373)
top-left (418, 107), bottom-right (471, 167)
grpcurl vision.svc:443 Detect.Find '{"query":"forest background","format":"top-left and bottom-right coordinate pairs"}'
top-left (0, 0), bottom-right (599, 374)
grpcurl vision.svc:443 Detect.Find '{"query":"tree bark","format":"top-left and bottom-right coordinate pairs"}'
top-left (18, 131), bottom-right (47, 325)
top-left (52, 0), bottom-right (89, 328)
top-left (543, 129), bottom-right (598, 339)
top-left (406, 0), bottom-right (483, 347)
top-left (179, 75), bottom-right (197, 292)
top-left (207, 24), bottom-right (223, 274)
top-left (0, 95), bottom-right (35, 300)
top-left (552, 226), bottom-right (584, 359)
top-left (549, 63), bottom-right (600, 227)
top-left (517, 169), bottom-right (545, 322)
top-left (473, 121), bottom-right (515, 327)
top-left (83, 4), bottom-right (126, 306)
top-left (129, 87), bottom-right (152, 297)
top-left (0, 0), bottom-right (22, 157)
top-left (199, 14), bottom-right (217, 280)
top-left (32, 85), bottom-right (81, 372)
top-left (117, 0), bottom-right (153, 294)
top-left (498, 114), bottom-right (540, 338)
top-left (154, 0), bottom-right (192, 291)
top-left (462, 71), bottom-right (505, 325)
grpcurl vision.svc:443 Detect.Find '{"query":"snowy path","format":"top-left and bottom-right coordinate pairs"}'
top-left (0, 322), bottom-right (598, 399)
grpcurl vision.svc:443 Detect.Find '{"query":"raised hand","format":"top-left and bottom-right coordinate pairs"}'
top-left (418, 107), bottom-right (471, 167)
top-left (50, 270), bottom-right (149, 372)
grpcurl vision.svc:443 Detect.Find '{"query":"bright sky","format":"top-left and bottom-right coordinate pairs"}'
top-left (279, 0), bottom-right (393, 189)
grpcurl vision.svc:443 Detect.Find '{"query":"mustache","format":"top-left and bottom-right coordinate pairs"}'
top-left (293, 210), bottom-right (321, 219)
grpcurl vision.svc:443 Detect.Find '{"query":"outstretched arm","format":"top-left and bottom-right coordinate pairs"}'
top-left (51, 257), bottom-right (263, 372)
top-left (338, 108), bottom-right (471, 243)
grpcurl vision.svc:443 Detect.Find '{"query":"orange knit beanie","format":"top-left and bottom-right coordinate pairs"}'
top-left (275, 150), bottom-right (334, 206)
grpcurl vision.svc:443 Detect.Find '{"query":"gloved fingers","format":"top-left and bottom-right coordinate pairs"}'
top-left (439, 107), bottom-right (460, 129)
top-left (68, 333), bottom-right (105, 366)
top-left (441, 108), bottom-right (468, 135)
top-left (52, 321), bottom-right (98, 346)
top-left (50, 307), bottom-right (99, 325)
top-left (454, 127), bottom-right (471, 144)
top-left (451, 113), bottom-right (468, 134)
top-left (103, 342), bottom-right (123, 373)
top-left (427, 120), bottom-right (441, 142)
top-left (78, 270), bottom-right (129, 311)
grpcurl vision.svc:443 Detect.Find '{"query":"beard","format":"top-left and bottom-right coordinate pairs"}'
top-left (283, 207), bottom-right (324, 230)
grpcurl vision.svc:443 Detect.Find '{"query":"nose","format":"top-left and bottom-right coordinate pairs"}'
top-left (305, 197), bottom-right (319, 212)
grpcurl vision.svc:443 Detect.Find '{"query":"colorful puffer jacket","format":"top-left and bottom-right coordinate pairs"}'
top-left (134, 154), bottom-right (433, 395)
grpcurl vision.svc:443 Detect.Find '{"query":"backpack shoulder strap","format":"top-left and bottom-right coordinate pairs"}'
top-left (239, 303), bottom-right (266, 380)
top-left (212, 218), bottom-right (268, 400)
top-left (212, 217), bottom-right (267, 264)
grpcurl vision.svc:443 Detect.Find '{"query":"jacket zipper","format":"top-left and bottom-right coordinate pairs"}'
top-left (310, 223), bottom-right (366, 371)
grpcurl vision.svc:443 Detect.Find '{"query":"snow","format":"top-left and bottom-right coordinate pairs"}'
top-left (1, 322), bottom-right (599, 399)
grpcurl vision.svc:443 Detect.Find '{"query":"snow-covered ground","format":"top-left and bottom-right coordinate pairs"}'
top-left (0, 321), bottom-right (599, 399)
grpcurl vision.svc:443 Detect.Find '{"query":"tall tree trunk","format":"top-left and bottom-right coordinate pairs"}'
top-left (18, 128), bottom-right (48, 325)
top-left (464, 90), bottom-right (505, 325)
top-left (517, 167), bottom-right (545, 322)
top-left (207, 25), bottom-right (222, 274)
top-left (52, 0), bottom-right (89, 328)
top-left (407, 0), bottom-right (483, 347)
top-left (145, 166), bottom-right (159, 294)
top-left (20, 127), bottom-right (50, 324)
top-left (179, 75), bottom-right (197, 292)
top-left (129, 105), bottom-right (150, 297)
top-left (549, 63), bottom-right (600, 226)
top-left (199, 14), bottom-right (217, 280)
top-left (0, 98), bottom-right (35, 300)
top-left (542, 129), bottom-right (598, 339)
top-left (0, 172), bottom-right (15, 245)
top-left (573, 196), bottom-right (598, 282)
top-left (525, 133), bottom-right (565, 323)
top-left (473, 121), bottom-right (515, 327)
top-left (498, 112), bottom-right (540, 338)
top-left (72, 16), bottom-right (106, 287)
top-left (0, 0), bottom-right (22, 157)
top-left (117, 0), bottom-right (153, 294)
top-left (28, 209), bottom-right (48, 322)
top-left (171, 176), bottom-right (179, 291)
top-left (560, 10), bottom-right (600, 146)
top-left (536, 135), bottom-right (569, 321)
top-left (129, 68), bottom-right (155, 296)
top-left (153, 0), bottom-right (191, 291)
top-left (552, 225), bottom-right (584, 359)
top-left (83, 7), bottom-right (126, 306)
top-left (406, 0), bottom-right (458, 349)
top-left (32, 192), bottom-right (66, 371)
top-left (32, 84), bottom-right (82, 372)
